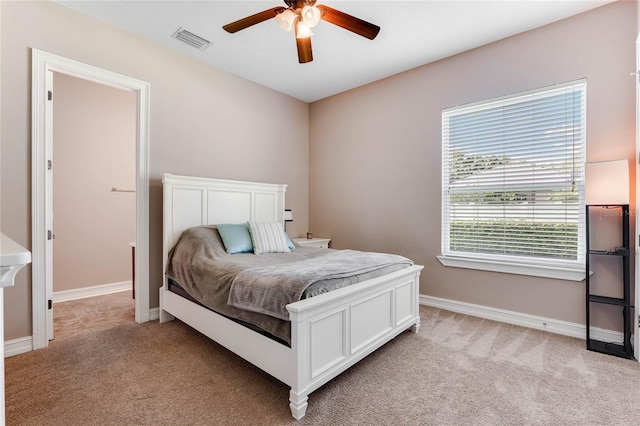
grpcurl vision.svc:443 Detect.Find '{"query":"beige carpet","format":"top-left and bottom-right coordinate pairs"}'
top-left (53, 291), bottom-right (134, 341)
top-left (6, 306), bottom-right (640, 425)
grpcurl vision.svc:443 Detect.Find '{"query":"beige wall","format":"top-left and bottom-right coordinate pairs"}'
top-left (1, 1), bottom-right (309, 340)
top-left (52, 72), bottom-right (136, 292)
top-left (309, 1), bottom-right (637, 329)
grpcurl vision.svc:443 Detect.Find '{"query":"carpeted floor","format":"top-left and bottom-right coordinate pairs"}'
top-left (6, 306), bottom-right (640, 425)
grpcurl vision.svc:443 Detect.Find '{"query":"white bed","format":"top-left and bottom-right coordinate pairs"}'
top-left (160, 173), bottom-right (423, 419)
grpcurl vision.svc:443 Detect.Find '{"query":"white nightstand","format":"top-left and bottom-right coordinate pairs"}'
top-left (293, 237), bottom-right (331, 249)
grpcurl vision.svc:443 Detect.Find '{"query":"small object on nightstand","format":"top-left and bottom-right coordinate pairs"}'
top-left (293, 237), bottom-right (331, 249)
top-left (306, 232), bottom-right (312, 239)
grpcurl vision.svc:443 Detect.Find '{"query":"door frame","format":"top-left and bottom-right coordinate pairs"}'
top-left (31, 49), bottom-right (150, 349)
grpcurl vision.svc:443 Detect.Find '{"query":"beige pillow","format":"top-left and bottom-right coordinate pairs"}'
top-left (247, 221), bottom-right (291, 255)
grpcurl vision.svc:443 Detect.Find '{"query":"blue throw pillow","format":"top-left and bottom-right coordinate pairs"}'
top-left (217, 223), bottom-right (254, 254)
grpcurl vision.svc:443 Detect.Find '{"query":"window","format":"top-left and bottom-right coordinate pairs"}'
top-left (438, 80), bottom-right (586, 281)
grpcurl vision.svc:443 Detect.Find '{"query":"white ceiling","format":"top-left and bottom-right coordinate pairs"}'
top-left (55, 0), bottom-right (614, 103)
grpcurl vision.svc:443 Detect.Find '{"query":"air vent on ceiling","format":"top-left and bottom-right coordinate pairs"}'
top-left (171, 27), bottom-right (211, 50)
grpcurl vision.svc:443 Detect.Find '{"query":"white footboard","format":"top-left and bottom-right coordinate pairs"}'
top-left (286, 264), bottom-right (423, 419)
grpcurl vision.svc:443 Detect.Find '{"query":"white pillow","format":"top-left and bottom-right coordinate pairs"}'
top-left (247, 221), bottom-right (291, 255)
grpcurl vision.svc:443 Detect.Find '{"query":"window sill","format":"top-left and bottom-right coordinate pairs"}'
top-left (436, 255), bottom-right (585, 281)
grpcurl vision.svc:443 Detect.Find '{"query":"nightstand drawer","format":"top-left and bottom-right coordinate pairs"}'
top-left (293, 237), bottom-right (331, 249)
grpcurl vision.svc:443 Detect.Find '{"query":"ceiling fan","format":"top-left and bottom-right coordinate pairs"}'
top-left (222, 0), bottom-right (380, 64)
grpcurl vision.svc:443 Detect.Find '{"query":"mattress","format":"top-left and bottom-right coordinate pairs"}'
top-left (167, 278), bottom-right (290, 346)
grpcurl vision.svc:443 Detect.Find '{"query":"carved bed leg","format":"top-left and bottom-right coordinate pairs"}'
top-left (289, 389), bottom-right (308, 420)
top-left (410, 317), bottom-right (421, 333)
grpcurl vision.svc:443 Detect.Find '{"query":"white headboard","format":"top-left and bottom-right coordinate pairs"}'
top-left (162, 173), bottom-right (287, 283)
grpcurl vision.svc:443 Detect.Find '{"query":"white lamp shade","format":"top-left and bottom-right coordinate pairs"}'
top-left (275, 9), bottom-right (296, 32)
top-left (585, 159), bottom-right (629, 205)
top-left (301, 6), bottom-right (321, 28)
top-left (296, 21), bottom-right (313, 39)
top-left (284, 209), bottom-right (293, 222)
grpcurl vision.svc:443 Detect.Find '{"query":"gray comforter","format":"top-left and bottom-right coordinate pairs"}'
top-left (228, 249), bottom-right (413, 320)
top-left (166, 226), bottom-right (413, 344)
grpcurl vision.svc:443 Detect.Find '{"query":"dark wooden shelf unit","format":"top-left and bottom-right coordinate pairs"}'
top-left (585, 204), bottom-right (634, 359)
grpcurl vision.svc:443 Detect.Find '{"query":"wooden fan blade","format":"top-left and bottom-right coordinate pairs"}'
top-left (296, 36), bottom-right (313, 63)
top-left (223, 7), bottom-right (285, 33)
top-left (317, 5), bottom-right (380, 40)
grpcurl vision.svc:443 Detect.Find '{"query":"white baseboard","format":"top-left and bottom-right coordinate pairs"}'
top-left (149, 307), bottom-right (160, 321)
top-left (53, 281), bottom-right (132, 303)
top-left (420, 294), bottom-right (622, 343)
top-left (5, 336), bottom-right (33, 358)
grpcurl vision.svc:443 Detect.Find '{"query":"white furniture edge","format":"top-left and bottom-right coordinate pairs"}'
top-left (420, 294), bottom-right (622, 343)
top-left (160, 173), bottom-right (423, 419)
top-left (0, 234), bottom-right (32, 288)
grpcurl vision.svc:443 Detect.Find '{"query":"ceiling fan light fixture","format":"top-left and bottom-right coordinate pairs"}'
top-left (275, 9), bottom-right (296, 32)
top-left (296, 21), bottom-right (313, 39)
top-left (223, 1), bottom-right (381, 64)
top-left (301, 5), bottom-right (321, 28)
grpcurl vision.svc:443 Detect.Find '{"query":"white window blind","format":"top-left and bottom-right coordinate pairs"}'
top-left (440, 80), bottom-right (586, 276)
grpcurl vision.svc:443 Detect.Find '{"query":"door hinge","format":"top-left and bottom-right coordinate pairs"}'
top-left (47, 230), bottom-right (55, 240)
top-left (47, 90), bottom-right (52, 101)
top-left (47, 160), bottom-right (52, 170)
top-left (48, 300), bottom-right (52, 310)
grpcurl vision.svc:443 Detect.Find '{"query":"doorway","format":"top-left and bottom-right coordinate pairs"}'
top-left (51, 72), bottom-right (136, 340)
top-left (32, 49), bottom-right (150, 350)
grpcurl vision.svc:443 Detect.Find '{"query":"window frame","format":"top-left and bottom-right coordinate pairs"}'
top-left (437, 80), bottom-right (587, 281)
